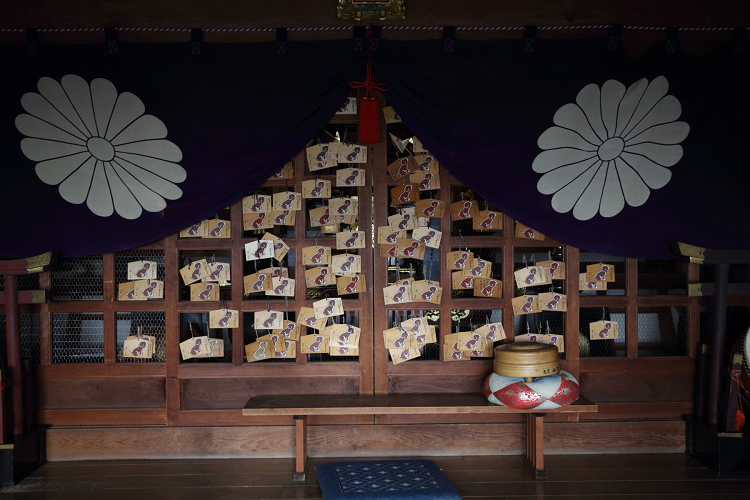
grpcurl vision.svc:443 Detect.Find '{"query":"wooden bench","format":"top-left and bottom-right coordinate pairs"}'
top-left (242, 393), bottom-right (597, 480)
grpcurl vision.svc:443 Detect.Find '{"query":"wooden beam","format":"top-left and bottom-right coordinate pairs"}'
top-left (0, 251), bottom-right (56, 275)
top-left (0, 290), bottom-right (45, 305)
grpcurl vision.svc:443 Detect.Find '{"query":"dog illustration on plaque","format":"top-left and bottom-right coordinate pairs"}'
top-left (548, 262), bottom-right (560, 279)
top-left (339, 255), bottom-right (356, 273)
top-left (250, 274), bottom-right (266, 292)
top-left (217, 310), bottom-right (233, 327)
top-left (274, 211), bottom-right (290, 224)
top-left (198, 284), bottom-right (215, 300)
top-left (343, 170), bottom-right (360, 185)
top-left (421, 201), bottom-right (440, 217)
top-left (398, 185), bottom-right (413, 204)
top-left (317, 208), bottom-right (330, 225)
top-left (386, 246), bottom-right (397, 257)
top-left (272, 169), bottom-right (285, 179)
top-left (450, 350), bottom-right (463, 360)
top-left (520, 296), bottom-right (535, 313)
top-left (344, 276), bottom-right (359, 293)
top-left (586, 282), bottom-right (599, 289)
top-left (208, 264), bottom-right (224, 281)
top-left (189, 338), bottom-right (203, 356)
top-left (322, 300), bottom-right (337, 316)
top-left (594, 265), bottom-right (610, 281)
top-left (396, 158), bottom-right (412, 177)
top-left (529, 335), bottom-right (538, 343)
top-left (253, 341), bottom-right (268, 360)
top-left (130, 341), bottom-right (147, 356)
top-left (249, 196), bottom-right (266, 212)
top-left (253, 241), bottom-right (269, 259)
top-left (470, 261), bottom-right (487, 276)
top-left (524, 268), bottom-right (538, 285)
top-left (315, 145), bottom-right (329, 161)
top-left (419, 230), bottom-right (436, 245)
top-left (273, 241), bottom-right (285, 254)
top-left (344, 232), bottom-right (360, 248)
top-left (457, 201), bottom-right (473, 219)
top-left (269, 334), bottom-right (282, 352)
top-left (186, 222), bottom-right (203, 236)
top-left (464, 334), bottom-right (481, 350)
top-left (401, 241), bottom-right (420, 257)
top-left (142, 281), bottom-right (159, 297)
top-left (415, 332), bottom-right (427, 343)
top-left (270, 268), bottom-right (282, 278)
top-left (279, 323), bottom-right (296, 338)
top-left (308, 336), bottom-right (325, 352)
top-left (190, 262), bottom-right (203, 280)
top-left (486, 324), bottom-right (498, 341)
top-left (313, 268), bottom-right (329, 286)
top-left (479, 212), bottom-right (496, 229)
top-left (277, 341), bottom-right (291, 356)
top-left (459, 276), bottom-right (473, 289)
top-left (418, 173), bottom-right (434, 190)
top-left (338, 325), bottom-right (355, 342)
top-left (397, 213), bottom-right (412, 230)
top-left (304, 315), bottom-right (318, 327)
top-left (309, 180), bottom-right (326, 197)
top-left (135, 262), bottom-right (151, 278)
top-left (384, 231), bottom-right (400, 244)
top-left (548, 336), bottom-right (559, 346)
top-left (338, 347), bottom-right (350, 355)
top-left (261, 313), bottom-right (278, 328)
top-left (125, 286), bottom-right (137, 300)
top-left (410, 319), bottom-right (422, 335)
top-left (454, 252), bottom-right (470, 269)
top-left (545, 294), bottom-right (562, 309)
top-left (336, 199), bottom-right (352, 214)
top-left (418, 156), bottom-right (433, 171)
top-left (393, 329), bottom-right (409, 348)
top-left (209, 220), bottom-right (226, 237)
top-left (279, 193), bottom-right (297, 210)
top-left (391, 286), bottom-right (406, 303)
top-left (481, 280), bottom-right (498, 297)
top-left (273, 279), bottom-right (289, 294)
top-left (597, 322), bottom-right (612, 338)
top-left (309, 247), bottom-right (326, 264)
top-left (399, 349), bottom-right (411, 360)
top-left (250, 213), bottom-right (266, 229)
top-left (346, 147), bottom-right (362, 162)
top-left (522, 227), bottom-right (535, 238)
top-left (421, 286), bottom-right (437, 301)
top-left (339, 99), bottom-right (350, 113)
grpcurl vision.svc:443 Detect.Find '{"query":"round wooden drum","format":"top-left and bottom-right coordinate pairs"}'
top-left (493, 342), bottom-right (560, 381)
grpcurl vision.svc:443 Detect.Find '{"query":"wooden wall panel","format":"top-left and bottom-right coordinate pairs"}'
top-left (38, 409), bottom-right (167, 426)
top-left (389, 374), bottom-right (489, 394)
top-left (180, 376), bottom-right (360, 410)
top-left (46, 420), bottom-right (686, 461)
top-left (38, 377), bottom-right (166, 409)
top-left (579, 371), bottom-right (694, 403)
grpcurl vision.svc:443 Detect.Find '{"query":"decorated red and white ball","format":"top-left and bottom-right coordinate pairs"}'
top-left (483, 371), bottom-right (580, 410)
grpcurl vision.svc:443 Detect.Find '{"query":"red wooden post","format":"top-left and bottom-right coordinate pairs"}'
top-left (4, 274), bottom-right (24, 436)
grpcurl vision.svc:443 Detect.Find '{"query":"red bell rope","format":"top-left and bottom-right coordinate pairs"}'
top-left (350, 61), bottom-right (387, 97)
top-left (730, 369), bottom-right (746, 431)
top-left (349, 29), bottom-right (386, 144)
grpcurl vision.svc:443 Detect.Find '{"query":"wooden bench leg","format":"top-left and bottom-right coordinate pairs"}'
top-left (294, 415), bottom-right (307, 481)
top-left (533, 414), bottom-right (546, 479)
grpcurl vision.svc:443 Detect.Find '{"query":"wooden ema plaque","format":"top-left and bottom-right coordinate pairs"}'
top-left (383, 105), bottom-right (402, 124)
top-left (473, 278), bottom-right (501, 297)
top-left (446, 250), bottom-right (473, 271)
top-left (476, 322), bottom-right (506, 342)
top-left (309, 206), bottom-right (331, 227)
top-left (330, 345), bottom-right (359, 356)
top-left (118, 281), bottom-right (145, 301)
top-left (309, 159), bottom-right (337, 171)
top-left (260, 232), bottom-right (289, 261)
top-left (410, 171), bottom-right (440, 191)
top-left (180, 259), bottom-right (209, 285)
top-left (513, 266), bottom-right (552, 288)
top-left (452, 271), bottom-right (475, 291)
top-left (387, 157), bottom-right (417, 181)
top-left (538, 292), bottom-right (567, 311)
top-left (412, 227), bottom-right (441, 249)
top-left (180, 220), bottom-right (208, 237)
top-left (305, 267), bottom-right (335, 287)
top-left (589, 320), bottom-right (619, 340)
top-left (383, 327), bottom-right (416, 350)
top-left (465, 258), bottom-right (492, 279)
top-left (275, 339), bottom-right (296, 358)
top-left (243, 213), bottom-right (274, 231)
top-left (300, 333), bottom-right (330, 354)
top-left (380, 243), bottom-right (397, 258)
top-left (245, 240), bottom-right (273, 261)
top-left (329, 324), bottom-right (361, 346)
top-left (414, 199), bottom-right (445, 218)
top-left (336, 230), bottom-right (365, 250)
top-left (514, 334), bottom-right (564, 353)
top-left (586, 263), bottom-right (616, 282)
top-left (268, 161), bottom-right (293, 180)
top-left (127, 260), bottom-right (157, 280)
top-left (204, 262), bottom-right (230, 282)
top-left (273, 320), bottom-right (301, 342)
top-left (209, 309), bottom-right (239, 328)
top-left (395, 238), bottom-right (426, 260)
top-left (302, 179), bottom-right (331, 199)
top-left (412, 136), bottom-right (427, 153)
top-left (336, 168), bottom-right (365, 187)
top-left (257, 332), bottom-right (286, 354)
top-left (269, 210), bottom-right (295, 226)
top-left (412, 280), bottom-right (442, 304)
top-left (456, 331), bottom-right (487, 352)
top-left (133, 279), bottom-right (163, 299)
top-left (390, 348), bottom-right (421, 364)
top-left (449, 200), bottom-right (479, 221)
top-left (390, 184), bottom-right (419, 205)
top-left (515, 222), bottom-right (545, 240)
top-left (338, 143), bottom-right (368, 163)
top-left (272, 191), bottom-right (302, 211)
top-left (266, 277), bottom-right (295, 297)
top-left (332, 253), bottom-right (361, 275)
top-left (122, 337), bottom-right (153, 359)
top-left (204, 219), bottom-right (230, 238)
top-left (243, 194), bottom-right (272, 213)
top-left (412, 154), bottom-right (439, 172)
top-left (388, 212), bottom-right (417, 231)
top-left (377, 227), bottom-right (406, 245)
top-left (337, 274), bottom-right (366, 295)
top-left (579, 273), bottom-right (607, 291)
top-left (313, 297), bottom-right (343, 318)
top-left (180, 336), bottom-right (209, 360)
top-left (254, 310), bottom-right (283, 330)
top-left (302, 246), bottom-right (332, 266)
top-left (246, 340), bottom-right (275, 362)
top-left (306, 143), bottom-right (335, 165)
top-left (329, 197), bottom-right (358, 216)
top-left (298, 307), bottom-right (326, 331)
top-left (537, 260), bottom-right (565, 280)
top-left (473, 211), bottom-right (502, 230)
top-left (190, 282), bottom-right (220, 301)
top-left (383, 283), bottom-right (412, 305)
top-left (244, 273), bottom-right (272, 293)
top-left (512, 295), bottom-right (540, 315)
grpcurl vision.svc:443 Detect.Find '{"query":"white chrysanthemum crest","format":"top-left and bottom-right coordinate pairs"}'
top-left (16, 75), bottom-right (186, 219)
top-left (533, 76), bottom-right (689, 220)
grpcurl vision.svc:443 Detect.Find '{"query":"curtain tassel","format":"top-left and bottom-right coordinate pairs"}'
top-left (350, 38), bottom-right (387, 144)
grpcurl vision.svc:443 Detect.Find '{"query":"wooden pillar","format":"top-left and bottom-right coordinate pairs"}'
top-left (4, 274), bottom-right (24, 436)
top-left (707, 263), bottom-right (729, 426)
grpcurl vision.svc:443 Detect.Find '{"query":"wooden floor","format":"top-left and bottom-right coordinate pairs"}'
top-left (2, 454), bottom-right (750, 499)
